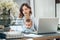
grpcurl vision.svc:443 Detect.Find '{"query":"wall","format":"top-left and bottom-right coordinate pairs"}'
top-left (56, 4), bottom-right (60, 24)
top-left (14, 0), bottom-right (55, 18)
top-left (35, 0), bottom-right (55, 18)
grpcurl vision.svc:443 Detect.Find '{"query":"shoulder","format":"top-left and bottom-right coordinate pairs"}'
top-left (30, 15), bottom-right (35, 20)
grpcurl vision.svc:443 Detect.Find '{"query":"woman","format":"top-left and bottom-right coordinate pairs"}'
top-left (10, 3), bottom-right (37, 33)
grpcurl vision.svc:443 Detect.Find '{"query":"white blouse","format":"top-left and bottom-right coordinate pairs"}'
top-left (10, 16), bottom-right (37, 33)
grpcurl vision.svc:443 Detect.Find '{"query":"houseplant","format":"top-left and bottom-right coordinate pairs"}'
top-left (0, 0), bottom-right (19, 27)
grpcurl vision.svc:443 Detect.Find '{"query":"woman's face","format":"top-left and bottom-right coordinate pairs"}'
top-left (22, 5), bottom-right (31, 16)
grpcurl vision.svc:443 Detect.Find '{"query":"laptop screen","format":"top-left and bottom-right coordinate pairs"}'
top-left (37, 18), bottom-right (59, 34)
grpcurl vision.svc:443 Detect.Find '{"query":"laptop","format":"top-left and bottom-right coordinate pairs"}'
top-left (37, 18), bottom-right (59, 34)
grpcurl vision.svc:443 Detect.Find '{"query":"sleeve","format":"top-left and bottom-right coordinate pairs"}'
top-left (15, 18), bottom-right (24, 25)
top-left (34, 17), bottom-right (39, 31)
top-left (15, 18), bottom-right (19, 24)
top-left (31, 17), bottom-right (38, 31)
top-left (10, 26), bottom-right (17, 31)
top-left (10, 26), bottom-right (24, 32)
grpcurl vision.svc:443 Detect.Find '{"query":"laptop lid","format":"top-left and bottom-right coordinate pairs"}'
top-left (37, 18), bottom-right (59, 34)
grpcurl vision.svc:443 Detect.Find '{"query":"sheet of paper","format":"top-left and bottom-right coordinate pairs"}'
top-left (26, 38), bottom-right (33, 40)
top-left (24, 34), bottom-right (43, 38)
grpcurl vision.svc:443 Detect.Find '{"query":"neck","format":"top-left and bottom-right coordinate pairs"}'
top-left (25, 16), bottom-right (30, 19)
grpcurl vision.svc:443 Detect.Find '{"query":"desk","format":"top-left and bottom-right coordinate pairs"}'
top-left (25, 33), bottom-right (60, 40)
top-left (4, 32), bottom-right (60, 40)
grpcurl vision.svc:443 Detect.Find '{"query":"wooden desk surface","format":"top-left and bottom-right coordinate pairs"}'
top-left (4, 32), bottom-right (60, 40)
top-left (33, 34), bottom-right (60, 40)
